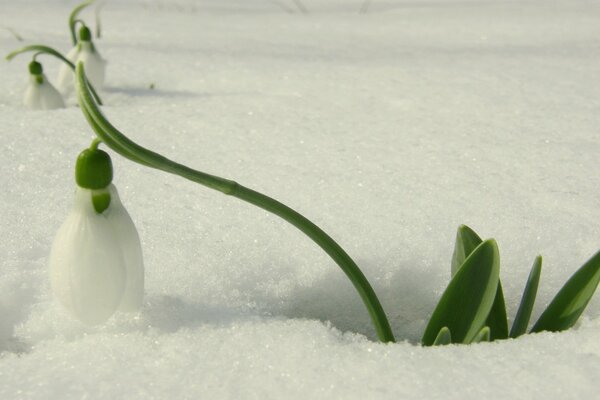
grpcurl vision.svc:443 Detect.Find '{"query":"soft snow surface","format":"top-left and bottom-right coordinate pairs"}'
top-left (1, 0), bottom-right (600, 398)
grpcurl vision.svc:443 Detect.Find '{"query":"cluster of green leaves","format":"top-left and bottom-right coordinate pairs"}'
top-left (422, 225), bottom-right (600, 346)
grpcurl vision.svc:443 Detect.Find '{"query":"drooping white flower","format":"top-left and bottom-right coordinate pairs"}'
top-left (49, 146), bottom-right (144, 325)
top-left (23, 61), bottom-right (65, 110)
top-left (57, 26), bottom-right (106, 96)
top-left (107, 184), bottom-right (144, 312)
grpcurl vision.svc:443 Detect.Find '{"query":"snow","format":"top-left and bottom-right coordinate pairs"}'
top-left (1, 0), bottom-right (600, 398)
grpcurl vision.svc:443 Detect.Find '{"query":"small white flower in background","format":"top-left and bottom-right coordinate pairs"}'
top-left (49, 145), bottom-right (144, 325)
top-left (23, 61), bottom-right (65, 110)
top-left (57, 25), bottom-right (106, 96)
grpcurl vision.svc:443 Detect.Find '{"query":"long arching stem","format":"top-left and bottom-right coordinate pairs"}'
top-left (75, 62), bottom-right (396, 343)
top-left (69, 0), bottom-right (96, 45)
top-left (6, 45), bottom-right (74, 68)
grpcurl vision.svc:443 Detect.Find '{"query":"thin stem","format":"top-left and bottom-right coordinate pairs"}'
top-left (71, 19), bottom-right (86, 40)
top-left (79, 95), bottom-right (150, 166)
top-left (76, 62), bottom-right (395, 343)
top-left (233, 185), bottom-right (395, 342)
top-left (89, 138), bottom-right (102, 150)
top-left (6, 44), bottom-right (74, 68)
top-left (69, 0), bottom-right (96, 45)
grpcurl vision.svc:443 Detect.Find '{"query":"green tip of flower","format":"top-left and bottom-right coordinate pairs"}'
top-left (28, 60), bottom-right (43, 75)
top-left (91, 190), bottom-right (111, 214)
top-left (76, 147), bottom-right (113, 189)
top-left (79, 26), bottom-right (92, 42)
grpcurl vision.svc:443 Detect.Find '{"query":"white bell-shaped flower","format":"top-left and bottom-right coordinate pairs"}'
top-left (23, 61), bottom-right (65, 110)
top-left (49, 146), bottom-right (144, 325)
top-left (57, 26), bottom-right (106, 96)
top-left (107, 184), bottom-right (144, 312)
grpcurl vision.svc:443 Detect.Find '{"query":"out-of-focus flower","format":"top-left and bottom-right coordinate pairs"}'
top-left (49, 145), bottom-right (144, 325)
top-left (23, 61), bottom-right (65, 110)
top-left (57, 25), bottom-right (106, 95)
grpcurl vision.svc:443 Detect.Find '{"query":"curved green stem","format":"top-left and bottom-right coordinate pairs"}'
top-left (89, 137), bottom-right (102, 151)
top-left (75, 62), bottom-right (395, 343)
top-left (233, 185), bottom-right (394, 342)
top-left (71, 19), bottom-right (86, 41)
top-left (69, 0), bottom-right (96, 45)
top-left (79, 97), bottom-right (150, 166)
top-left (6, 44), bottom-right (74, 68)
top-left (6, 44), bottom-right (103, 105)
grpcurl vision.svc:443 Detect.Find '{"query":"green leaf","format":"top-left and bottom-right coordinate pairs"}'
top-left (510, 256), bottom-right (542, 338)
top-left (451, 224), bottom-right (482, 277)
top-left (451, 225), bottom-right (508, 340)
top-left (422, 239), bottom-right (500, 346)
top-left (432, 327), bottom-right (452, 346)
top-left (531, 250), bottom-right (600, 333)
top-left (471, 326), bottom-right (491, 343)
top-left (486, 282), bottom-right (509, 340)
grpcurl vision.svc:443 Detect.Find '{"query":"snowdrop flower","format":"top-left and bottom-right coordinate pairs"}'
top-left (49, 144), bottom-right (144, 325)
top-left (23, 61), bottom-right (65, 110)
top-left (57, 25), bottom-right (106, 96)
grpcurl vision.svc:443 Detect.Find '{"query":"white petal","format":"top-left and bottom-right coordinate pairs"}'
top-left (49, 187), bottom-right (126, 325)
top-left (38, 76), bottom-right (66, 109)
top-left (57, 46), bottom-right (80, 96)
top-left (23, 75), bottom-right (65, 110)
top-left (106, 184), bottom-right (145, 311)
top-left (57, 42), bottom-right (106, 96)
top-left (23, 76), bottom-right (42, 110)
top-left (78, 42), bottom-right (106, 89)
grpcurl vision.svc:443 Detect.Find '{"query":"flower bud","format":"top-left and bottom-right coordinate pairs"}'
top-left (79, 26), bottom-right (92, 42)
top-left (76, 148), bottom-right (113, 189)
top-left (28, 60), bottom-right (43, 75)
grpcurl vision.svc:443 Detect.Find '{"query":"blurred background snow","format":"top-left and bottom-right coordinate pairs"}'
top-left (1, 0), bottom-right (599, 398)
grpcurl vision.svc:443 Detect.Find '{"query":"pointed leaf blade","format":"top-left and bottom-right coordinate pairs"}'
top-left (531, 251), bottom-right (600, 333)
top-left (451, 224), bottom-right (482, 276)
top-left (471, 326), bottom-right (491, 343)
top-left (486, 282), bottom-right (508, 340)
top-left (510, 256), bottom-right (542, 338)
top-left (450, 225), bottom-right (508, 340)
top-left (432, 327), bottom-right (452, 346)
top-left (422, 239), bottom-right (500, 346)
